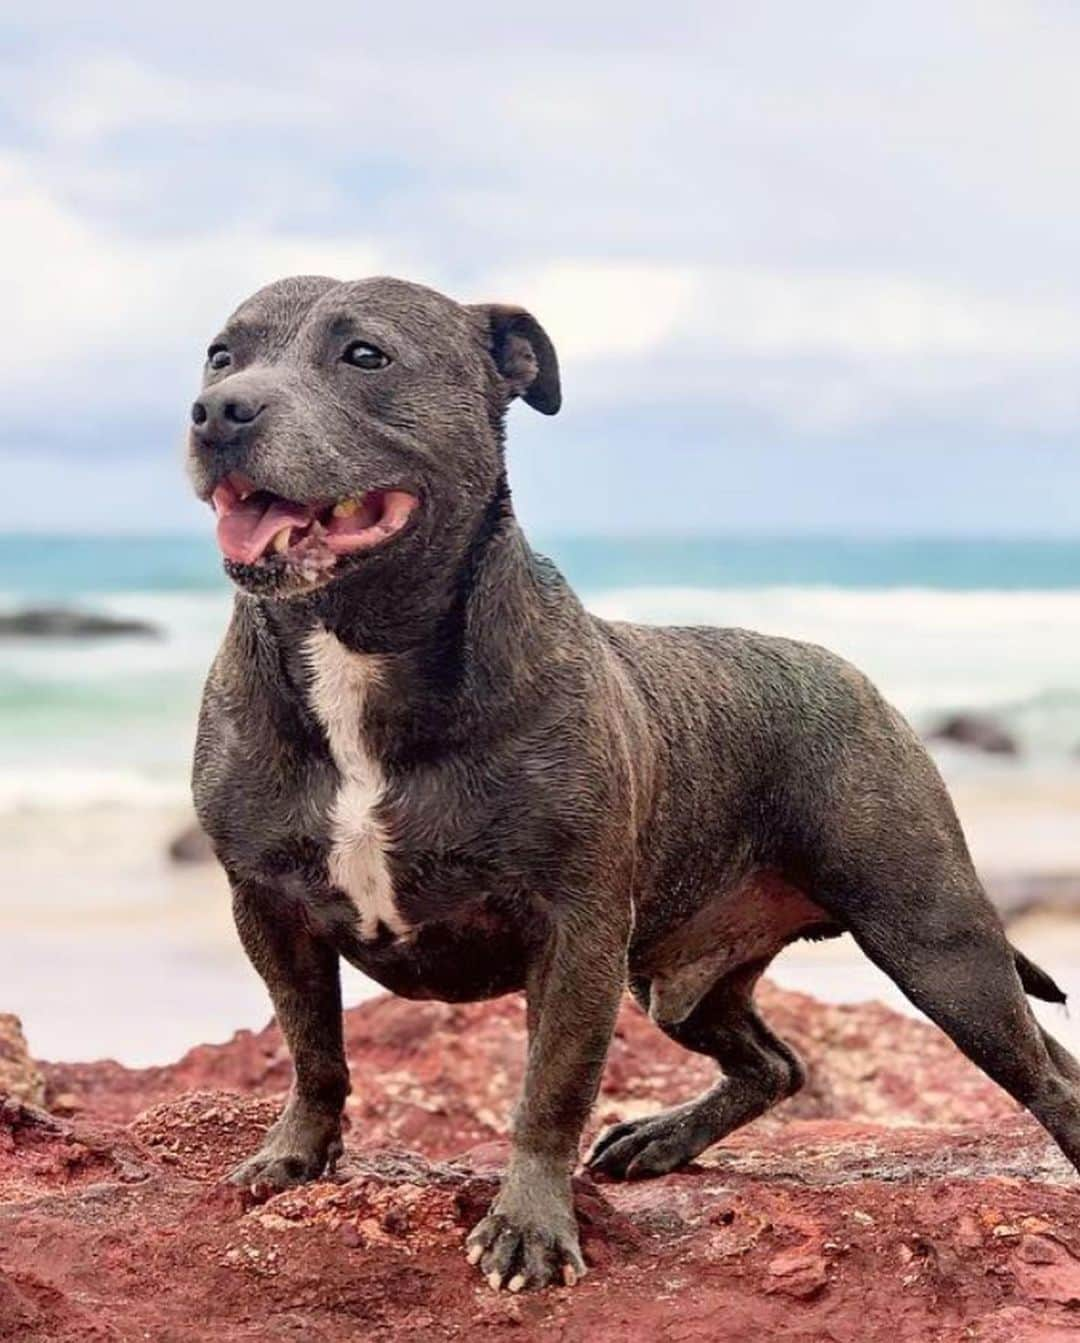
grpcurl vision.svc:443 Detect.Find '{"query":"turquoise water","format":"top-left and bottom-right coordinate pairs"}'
top-left (1, 532), bottom-right (1078, 810)
top-left (2, 532), bottom-right (1079, 598)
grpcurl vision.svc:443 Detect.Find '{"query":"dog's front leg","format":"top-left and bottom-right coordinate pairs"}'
top-left (228, 884), bottom-right (350, 1194)
top-left (466, 902), bottom-right (629, 1291)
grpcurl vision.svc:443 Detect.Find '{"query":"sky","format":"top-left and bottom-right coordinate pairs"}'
top-left (2, 1), bottom-right (1079, 536)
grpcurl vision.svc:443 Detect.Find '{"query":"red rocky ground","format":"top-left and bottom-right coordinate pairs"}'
top-left (2, 984), bottom-right (1079, 1341)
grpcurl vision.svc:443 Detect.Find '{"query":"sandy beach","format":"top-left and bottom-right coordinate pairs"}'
top-left (4, 763), bottom-right (1079, 1067)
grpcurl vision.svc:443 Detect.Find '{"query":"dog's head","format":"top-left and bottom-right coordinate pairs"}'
top-left (187, 275), bottom-right (560, 599)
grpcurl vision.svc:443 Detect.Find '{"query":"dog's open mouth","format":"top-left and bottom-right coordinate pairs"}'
top-left (211, 472), bottom-right (419, 571)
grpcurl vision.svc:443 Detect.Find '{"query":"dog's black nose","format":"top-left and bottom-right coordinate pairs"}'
top-left (191, 391), bottom-right (264, 444)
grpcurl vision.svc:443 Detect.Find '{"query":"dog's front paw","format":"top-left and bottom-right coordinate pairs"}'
top-left (228, 1107), bottom-right (343, 1198)
top-left (465, 1205), bottom-right (585, 1293)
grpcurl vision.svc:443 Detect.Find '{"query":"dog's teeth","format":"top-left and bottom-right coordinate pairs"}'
top-left (271, 527), bottom-right (292, 553)
top-left (333, 499), bottom-right (360, 518)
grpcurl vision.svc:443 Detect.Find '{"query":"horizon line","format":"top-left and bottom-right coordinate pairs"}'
top-left (2, 528), bottom-right (1080, 545)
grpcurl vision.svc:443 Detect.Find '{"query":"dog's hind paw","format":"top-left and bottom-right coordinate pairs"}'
top-left (586, 1105), bottom-right (710, 1180)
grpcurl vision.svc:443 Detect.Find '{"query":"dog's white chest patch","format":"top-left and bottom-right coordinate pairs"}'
top-left (303, 627), bottom-right (408, 941)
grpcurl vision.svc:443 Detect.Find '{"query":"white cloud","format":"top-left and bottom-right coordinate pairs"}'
top-left (5, 3), bottom-right (1080, 532)
top-left (694, 268), bottom-right (1080, 360)
top-left (0, 152), bottom-right (385, 404)
top-left (8, 11), bottom-right (1080, 443)
top-left (5, 140), bottom-right (1080, 444)
top-left (492, 257), bottom-right (1080, 431)
top-left (481, 262), bottom-right (699, 360)
top-left (29, 54), bottom-right (330, 145)
top-left (498, 258), bottom-right (1080, 364)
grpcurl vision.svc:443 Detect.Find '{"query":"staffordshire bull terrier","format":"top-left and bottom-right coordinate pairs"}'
top-left (188, 274), bottom-right (1080, 1292)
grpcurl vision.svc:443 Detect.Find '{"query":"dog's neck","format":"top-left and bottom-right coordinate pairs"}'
top-left (255, 477), bottom-right (584, 761)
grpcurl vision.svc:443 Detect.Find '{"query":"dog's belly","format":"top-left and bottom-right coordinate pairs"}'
top-left (331, 899), bottom-right (532, 1001)
top-left (634, 869), bottom-right (837, 1028)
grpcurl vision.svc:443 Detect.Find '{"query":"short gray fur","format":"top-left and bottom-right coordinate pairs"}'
top-left (188, 275), bottom-right (1080, 1293)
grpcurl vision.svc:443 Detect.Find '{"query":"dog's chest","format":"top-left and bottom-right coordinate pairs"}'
top-left (303, 628), bottom-right (408, 941)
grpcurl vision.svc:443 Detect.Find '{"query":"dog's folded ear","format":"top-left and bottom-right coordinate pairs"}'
top-left (469, 304), bottom-right (561, 415)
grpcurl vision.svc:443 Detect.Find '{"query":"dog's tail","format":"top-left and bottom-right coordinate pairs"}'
top-left (1014, 947), bottom-right (1067, 1004)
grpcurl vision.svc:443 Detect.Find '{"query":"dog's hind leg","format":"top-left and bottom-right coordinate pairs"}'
top-left (824, 860), bottom-right (1080, 1173)
top-left (587, 961), bottom-right (804, 1180)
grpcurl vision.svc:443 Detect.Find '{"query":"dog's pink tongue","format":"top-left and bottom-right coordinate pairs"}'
top-left (216, 495), bottom-right (314, 564)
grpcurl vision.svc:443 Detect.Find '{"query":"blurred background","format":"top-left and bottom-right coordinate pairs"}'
top-left (2, 1), bottom-right (1078, 1065)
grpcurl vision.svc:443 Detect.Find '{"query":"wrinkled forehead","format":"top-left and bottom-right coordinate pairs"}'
top-left (224, 275), bottom-right (473, 356)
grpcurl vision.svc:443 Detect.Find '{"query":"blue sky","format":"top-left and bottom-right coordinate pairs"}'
top-left (2, 1), bottom-right (1079, 535)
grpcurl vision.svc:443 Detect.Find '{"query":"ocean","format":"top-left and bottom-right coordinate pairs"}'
top-left (3, 531), bottom-right (1079, 1063)
top-left (2, 533), bottom-right (1079, 813)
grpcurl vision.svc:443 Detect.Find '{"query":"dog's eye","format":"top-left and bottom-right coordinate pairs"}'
top-left (342, 341), bottom-right (391, 371)
top-left (207, 345), bottom-right (231, 371)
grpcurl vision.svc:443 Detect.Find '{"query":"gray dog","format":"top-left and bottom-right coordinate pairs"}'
top-left (188, 274), bottom-right (1080, 1293)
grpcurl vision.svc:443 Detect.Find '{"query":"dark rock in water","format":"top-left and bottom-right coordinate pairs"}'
top-left (0, 607), bottom-right (159, 639)
top-left (168, 820), bottom-right (217, 865)
top-left (928, 712), bottom-right (1020, 756)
